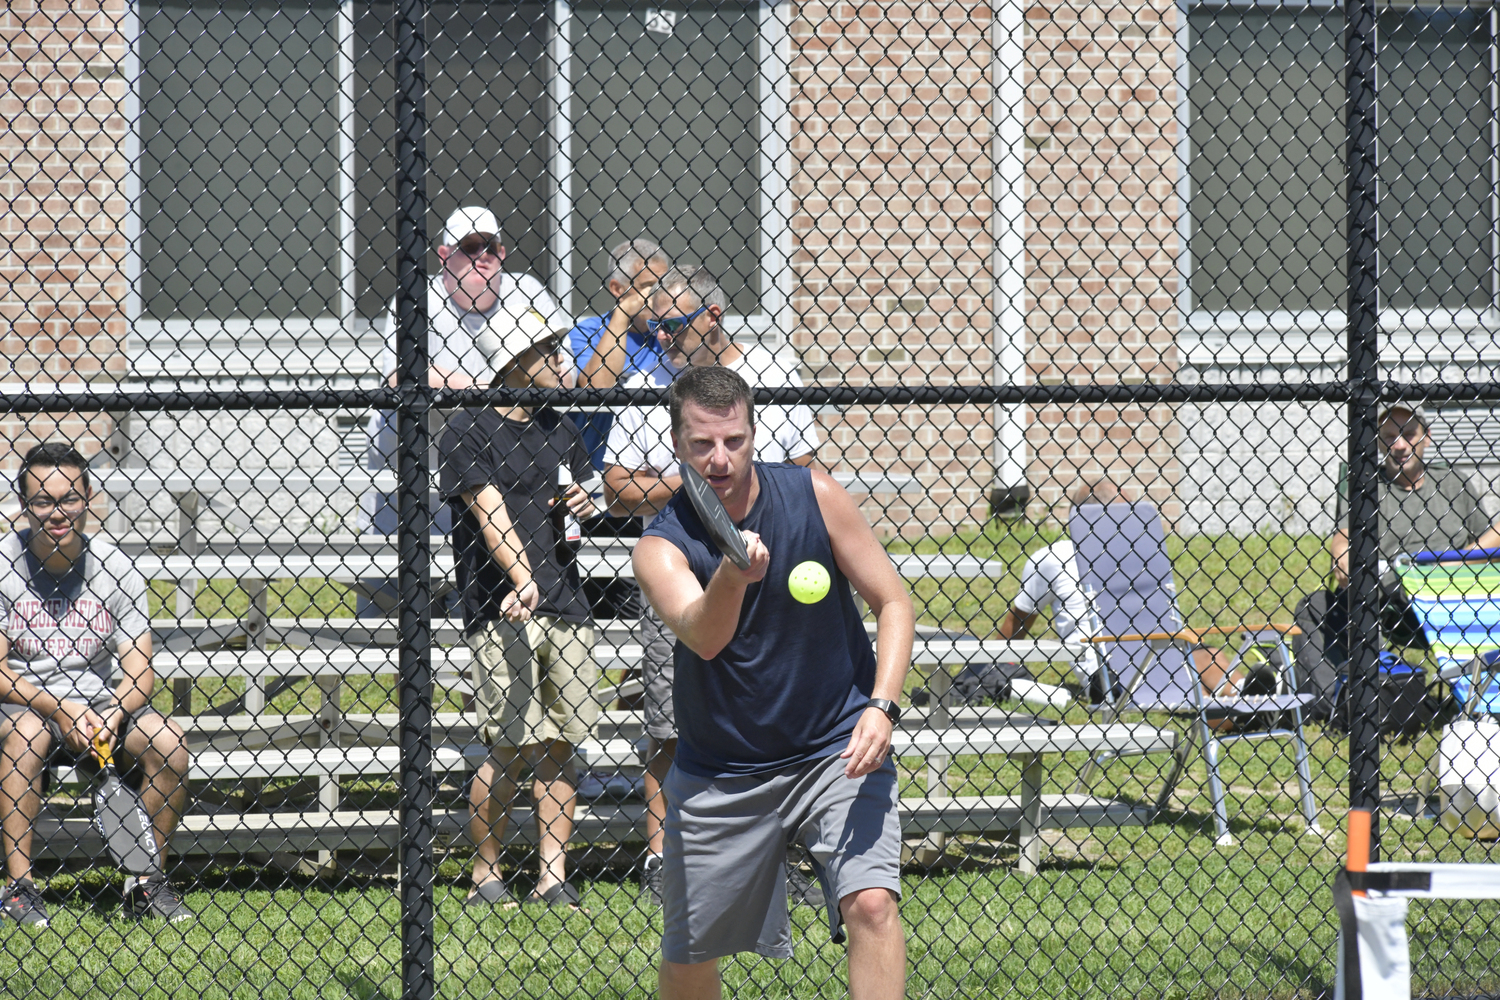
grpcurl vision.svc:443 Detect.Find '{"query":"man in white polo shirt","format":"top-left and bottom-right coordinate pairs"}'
top-left (602, 265), bottom-right (821, 903)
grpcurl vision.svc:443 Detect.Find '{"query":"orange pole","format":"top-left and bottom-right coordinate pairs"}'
top-left (1347, 807), bottom-right (1372, 897)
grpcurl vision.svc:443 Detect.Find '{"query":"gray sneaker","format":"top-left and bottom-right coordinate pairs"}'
top-left (640, 855), bottom-right (663, 906)
top-left (127, 874), bottom-right (193, 923)
top-left (1, 879), bottom-right (48, 927)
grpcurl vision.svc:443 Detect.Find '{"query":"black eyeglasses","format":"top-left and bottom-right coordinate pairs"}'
top-left (25, 492), bottom-right (87, 515)
top-left (456, 233), bottom-right (504, 258)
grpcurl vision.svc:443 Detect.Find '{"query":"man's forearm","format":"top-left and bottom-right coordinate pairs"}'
top-left (582, 310), bottom-right (631, 389)
top-left (609, 471), bottom-right (678, 518)
top-left (869, 597), bottom-right (914, 702)
top-left (0, 666), bottom-right (61, 718)
top-left (483, 524), bottom-right (533, 587)
top-left (114, 644), bottom-right (154, 712)
top-left (670, 565), bottom-right (752, 660)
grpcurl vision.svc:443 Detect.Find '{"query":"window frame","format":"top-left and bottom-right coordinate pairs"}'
top-left (1176, 0), bottom-right (1500, 372)
top-left (122, 0), bottom-right (791, 383)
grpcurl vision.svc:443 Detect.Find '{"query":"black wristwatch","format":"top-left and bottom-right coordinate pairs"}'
top-left (866, 698), bottom-right (901, 724)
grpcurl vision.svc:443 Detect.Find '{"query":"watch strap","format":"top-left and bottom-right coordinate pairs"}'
top-left (867, 697), bottom-right (900, 723)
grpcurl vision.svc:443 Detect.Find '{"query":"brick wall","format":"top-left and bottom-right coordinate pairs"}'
top-left (0, 0), bottom-right (130, 496)
top-left (787, 0), bottom-right (1186, 536)
top-left (788, 2), bottom-right (998, 538)
top-left (1025, 0), bottom-right (1183, 517)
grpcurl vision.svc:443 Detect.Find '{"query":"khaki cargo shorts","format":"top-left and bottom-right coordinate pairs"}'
top-left (467, 616), bottom-right (599, 748)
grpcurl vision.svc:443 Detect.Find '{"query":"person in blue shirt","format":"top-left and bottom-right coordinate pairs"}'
top-left (566, 239), bottom-right (672, 468)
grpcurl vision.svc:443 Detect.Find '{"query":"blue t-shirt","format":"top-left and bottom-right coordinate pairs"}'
top-left (641, 463), bottom-right (877, 778)
top-left (567, 312), bottom-right (662, 469)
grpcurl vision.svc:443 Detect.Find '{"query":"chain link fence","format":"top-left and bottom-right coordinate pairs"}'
top-left (3, 0), bottom-right (1500, 996)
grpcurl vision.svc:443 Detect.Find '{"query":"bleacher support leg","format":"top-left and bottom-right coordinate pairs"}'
top-left (1018, 755), bottom-right (1043, 874)
top-left (908, 665), bottom-right (950, 866)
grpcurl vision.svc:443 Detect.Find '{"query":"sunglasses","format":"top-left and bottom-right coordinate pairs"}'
top-left (455, 233), bottom-right (504, 258)
top-left (647, 305), bottom-right (710, 340)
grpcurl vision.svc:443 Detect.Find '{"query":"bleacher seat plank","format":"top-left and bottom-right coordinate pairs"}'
top-left (33, 794), bottom-right (1153, 862)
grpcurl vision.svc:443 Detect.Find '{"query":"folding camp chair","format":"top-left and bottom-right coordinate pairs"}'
top-left (1397, 550), bottom-right (1500, 714)
top-left (1069, 500), bottom-right (1322, 845)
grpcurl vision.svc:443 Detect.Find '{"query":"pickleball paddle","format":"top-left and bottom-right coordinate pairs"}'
top-left (91, 732), bottom-right (160, 875)
top-left (678, 461), bottom-right (752, 570)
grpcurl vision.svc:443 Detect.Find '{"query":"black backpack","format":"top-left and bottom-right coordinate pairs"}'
top-left (1329, 652), bottom-right (1456, 740)
top-left (910, 661), bottom-right (1034, 707)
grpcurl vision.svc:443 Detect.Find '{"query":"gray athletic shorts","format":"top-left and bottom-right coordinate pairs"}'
top-left (661, 752), bottom-right (902, 964)
top-left (638, 602), bottom-right (675, 740)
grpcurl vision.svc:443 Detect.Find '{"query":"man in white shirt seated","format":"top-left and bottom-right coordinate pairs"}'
top-left (601, 265), bottom-right (821, 903)
top-left (996, 481), bottom-right (1245, 702)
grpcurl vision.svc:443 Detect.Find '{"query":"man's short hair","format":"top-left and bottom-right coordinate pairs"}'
top-left (669, 365), bottom-right (755, 435)
top-left (605, 239), bottom-right (669, 289)
top-left (1069, 478), bottom-right (1123, 508)
top-left (17, 441), bottom-right (91, 497)
top-left (657, 264), bottom-right (728, 313)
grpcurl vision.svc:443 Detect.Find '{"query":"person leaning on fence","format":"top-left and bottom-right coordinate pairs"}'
top-left (1298, 403), bottom-right (1500, 714)
top-left (632, 365), bottom-right (910, 1000)
top-left (565, 238), bottom-right (672, 468)
top-left (994, 479), bottom-right (1249, 703)
top-left (0, 443), bottom-right (193, 927)
top-left (600, 265), bottom-right (821, 904)
top-left (438, 315), bottom-right (600, 912)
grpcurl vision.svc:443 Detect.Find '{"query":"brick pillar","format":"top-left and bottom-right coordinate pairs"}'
top-left (788, 2), bottom-right (999, 538)
top-left (0, 0), bottom-right (131, 497)
top-left (1025, 0), bottom-right (1183, 517)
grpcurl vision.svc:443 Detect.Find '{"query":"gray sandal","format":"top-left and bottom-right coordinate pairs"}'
top-left (464, 880), bottom-right (514, 907)
top-left (530, 881), bottom-right (584, 911)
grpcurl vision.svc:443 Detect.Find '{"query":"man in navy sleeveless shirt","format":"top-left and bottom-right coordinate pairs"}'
top-left (634, 366), bottom-right (913, 1000)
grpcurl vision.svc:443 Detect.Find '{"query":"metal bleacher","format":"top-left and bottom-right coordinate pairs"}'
top-left (50, 348), bottom-right (1173, 872)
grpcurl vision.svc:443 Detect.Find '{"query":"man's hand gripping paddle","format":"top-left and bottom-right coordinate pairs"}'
top-left (91, 732), bottom-right (160, 875)
top-left (678, 461), bottom-right (751, 570)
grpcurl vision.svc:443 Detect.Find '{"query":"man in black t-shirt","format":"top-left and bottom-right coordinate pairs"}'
top-left (439, 319), bottom-right (598, 912)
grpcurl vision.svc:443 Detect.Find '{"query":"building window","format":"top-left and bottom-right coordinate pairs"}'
top-left (131, 1), bottom-right (784, 365)
top-left (1187, 3), bottom-right (1495, 319)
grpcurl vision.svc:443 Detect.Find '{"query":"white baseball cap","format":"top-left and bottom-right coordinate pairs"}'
top-left (475, 306), bottom-right (560, 386)
top-left (441, 206), bottom-right (501, 247)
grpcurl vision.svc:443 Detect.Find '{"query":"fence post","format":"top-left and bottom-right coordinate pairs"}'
top-left (1345, 0), bottom-right (1382, 854)
top-left (394, 0), bottom-right (435, 995)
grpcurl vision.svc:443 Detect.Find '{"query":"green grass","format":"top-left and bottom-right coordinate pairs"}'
top-left (7, 832), bottom-right (1500, 1000)
top-left (38, 524), bottom-right (1483, 997)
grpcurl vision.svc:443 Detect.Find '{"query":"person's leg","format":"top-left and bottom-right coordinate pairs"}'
top-left (644, 737), bottom-right (677, 856)
top-left (529, 738), bottom-right (577, 898)
top-left (533, 618), bottom-right (597, 897)
top-left (841, 887), bottom-right (906, 1000)
top-left (117, 710), bottom-right (190, 856)
top-left (1192, 645), bottom-right (1237, 695)
top-left (467, 616), bottom-right (540, 892)
top-left (0, 709), bottom-right (51, 883)
top-left (469, 745), bottom-right (523, 890)
top-left (659, 959), bottom-right (722, 1000)
top-left (639, 601), bottom-right (677, 857)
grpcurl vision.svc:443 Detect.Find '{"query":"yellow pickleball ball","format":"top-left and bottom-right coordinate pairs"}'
top-left (788, 561), bottom-right (831, 604)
